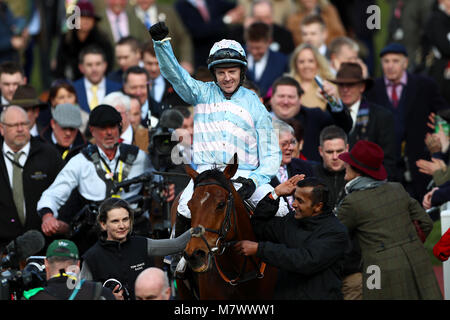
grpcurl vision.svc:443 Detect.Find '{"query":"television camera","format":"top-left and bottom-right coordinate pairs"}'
top-left (0, 230), bottom-right (47, 300)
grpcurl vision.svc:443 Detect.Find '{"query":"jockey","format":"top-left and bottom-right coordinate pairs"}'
top-left (149, 22), bottom-right (289, 239)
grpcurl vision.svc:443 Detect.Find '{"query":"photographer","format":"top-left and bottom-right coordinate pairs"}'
top-left (23, 239), bottom-right (115, 300)
top-left (79, 198), bottom-right (192, 300)
top-left (36, 104), bottom-right (174, 241)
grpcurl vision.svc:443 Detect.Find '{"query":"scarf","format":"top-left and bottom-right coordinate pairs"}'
top-left (345, 176), bottom-right (386, 195)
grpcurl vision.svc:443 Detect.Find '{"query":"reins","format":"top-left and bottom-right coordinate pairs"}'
top-left (190, 177), bottom-right (267, 286)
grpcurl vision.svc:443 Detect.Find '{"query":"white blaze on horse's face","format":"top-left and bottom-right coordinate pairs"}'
top-left (200, 192), bottom-right (210, 206)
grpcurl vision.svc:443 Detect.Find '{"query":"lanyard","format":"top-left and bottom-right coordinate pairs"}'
top-left (62, 149), bottom-right (69, 160)
top-left (100, 157), bottom-right (125, 197)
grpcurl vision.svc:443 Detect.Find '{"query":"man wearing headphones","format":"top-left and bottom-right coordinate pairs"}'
top-left (149, 22), bottom-right (288, 242)
top-left (37, 104), bottom-right (159, 238)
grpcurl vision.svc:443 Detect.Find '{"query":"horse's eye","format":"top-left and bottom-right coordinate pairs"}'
top-left (216, 201), bottom-right (226, 210)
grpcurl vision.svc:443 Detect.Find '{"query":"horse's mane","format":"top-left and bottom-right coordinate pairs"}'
top-left (193, 169), bottom-right (233, 193)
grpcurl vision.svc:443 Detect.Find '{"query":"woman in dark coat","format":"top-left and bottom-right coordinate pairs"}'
top-left (54, 1), bottom-right (113, 81)
top-left (336, 140), bottom-right (442, 300)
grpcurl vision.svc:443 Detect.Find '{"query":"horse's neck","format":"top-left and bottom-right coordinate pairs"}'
top-left (234, 200), bottom-right (257, 241)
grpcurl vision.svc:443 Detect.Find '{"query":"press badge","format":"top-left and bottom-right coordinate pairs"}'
top-left (30, 172), bottom-right (47, 180)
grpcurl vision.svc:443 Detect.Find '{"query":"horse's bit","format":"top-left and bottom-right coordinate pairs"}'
top-left (190, 179), bottom-right (266, 286)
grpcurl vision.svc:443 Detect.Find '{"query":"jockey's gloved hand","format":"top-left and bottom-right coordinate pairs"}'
top-left (235, 177), bottom-right (256, 200)
top-left (149, 21), bottom-right (169, 41)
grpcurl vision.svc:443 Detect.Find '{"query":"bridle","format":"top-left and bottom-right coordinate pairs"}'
top-left (189, 175), bottom-right (266, 286)
top-left (191, 180), bottom-right (237, 255)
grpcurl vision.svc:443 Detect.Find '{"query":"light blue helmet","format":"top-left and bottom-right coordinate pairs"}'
top-left (207, 39), bottom-right (247, 70)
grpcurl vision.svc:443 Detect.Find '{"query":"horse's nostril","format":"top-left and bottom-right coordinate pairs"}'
top-left (194, 249), bottom-right (206, 259)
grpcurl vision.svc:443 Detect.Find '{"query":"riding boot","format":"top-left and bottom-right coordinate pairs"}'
top-left (172, 212), bottom-right (191, 279)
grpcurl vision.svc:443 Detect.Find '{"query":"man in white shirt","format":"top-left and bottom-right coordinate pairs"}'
top-left (37, 104), bottom-right (159, 238)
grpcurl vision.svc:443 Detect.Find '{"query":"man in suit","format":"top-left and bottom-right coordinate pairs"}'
top-left (108, 36), bottom-right (142, 83)
top-left (327, 62), bottom-right (397, 181)
top-left (96, 0), bottom-right (148, 47)
top-left (0, 61), bottom-right (25, 108)
top-left (243, 0), bottom-right (295, 56)
top-left (300, 14), bottom-right (330, 59)
top-left (141, 41), bottom-right (189, 118)
top-left (122, 66), bottom-right (152, 127)
top-left (0, 106), bottom-right (62, 248)
top-left (73, 45), bottom-right (122, 114)
top-left (244, 22), bottom-right (288, 97)
top-left (365, 43), bottom-right (449, 201)
top-left (270, 76), bottom-right (353, 162)
top-left (133, 0), bottom-right (194, 74)
top-left (174, 0), bottom-right (244, 69)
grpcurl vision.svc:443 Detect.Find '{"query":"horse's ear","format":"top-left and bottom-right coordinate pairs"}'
top-left (185, 164), bottom-right (199, 180)
top-left (224, 153), bottom-right (238, 179)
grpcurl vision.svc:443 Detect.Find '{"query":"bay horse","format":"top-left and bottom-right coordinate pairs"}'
top-left (174, 154), bottom-right (278, 300)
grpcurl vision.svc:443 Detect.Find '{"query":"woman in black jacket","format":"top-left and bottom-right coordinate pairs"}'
top-left (54, 1), bottom-right (114, 81)
top-left (80, 198), bottom-right (192, 300)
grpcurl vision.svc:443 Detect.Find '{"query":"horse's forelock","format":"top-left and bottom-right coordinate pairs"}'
top-left (193, 169), bottom-right (232, 192)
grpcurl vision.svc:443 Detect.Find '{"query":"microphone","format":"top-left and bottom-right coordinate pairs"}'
top-left (1, 230), bottom-right (46, 268)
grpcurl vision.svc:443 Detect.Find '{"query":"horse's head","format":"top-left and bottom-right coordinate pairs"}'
top-left (184, 154), bottom-right (241, 272)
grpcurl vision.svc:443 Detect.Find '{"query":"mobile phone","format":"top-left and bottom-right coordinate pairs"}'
top-left (435, 115), bottom-right (450, 136)
top-left (314, 75), bottom-right (324, 91)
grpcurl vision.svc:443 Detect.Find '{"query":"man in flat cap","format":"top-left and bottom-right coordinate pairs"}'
top-left (41, 103), bottom-right (87, 163)
top-left (37, 104), bottom-right (160, 249)
top-left (366, 42), bottom-right (450, 202)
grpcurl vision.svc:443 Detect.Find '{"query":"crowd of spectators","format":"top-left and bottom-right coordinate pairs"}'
top-left (0, 0), bottom-right (449, 301)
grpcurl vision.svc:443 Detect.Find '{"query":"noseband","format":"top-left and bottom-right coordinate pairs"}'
top-left (191, 180), bottom-right (237, 255)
